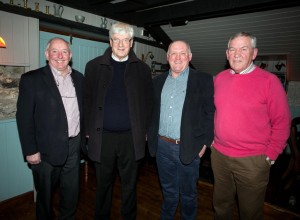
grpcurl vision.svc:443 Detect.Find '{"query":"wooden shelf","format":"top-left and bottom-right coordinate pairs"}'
top-left (0, 3), bottom-right (109, 35)
top-left (0, 2), bottom-right (164, 48)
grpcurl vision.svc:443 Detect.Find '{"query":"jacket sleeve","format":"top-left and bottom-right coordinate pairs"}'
top-left (203, 74), bottom-right (215, 147)
top-left (144, 66), bottom-right (154, 131)
top-left (16, 72), bottom-right (38, 157)
top-left (83, 62), bottom-right (94, 136)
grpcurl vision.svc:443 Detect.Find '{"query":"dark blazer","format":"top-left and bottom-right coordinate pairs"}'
top-left (84, 48), bottom-right (153, 163)
top-left (16, 65), bottom-right (85, 166)
top-left (148, 68), bottom-right (215, 164)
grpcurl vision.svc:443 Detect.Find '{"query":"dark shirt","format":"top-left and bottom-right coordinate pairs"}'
top-left (103, 57), bottom-right (131, 132)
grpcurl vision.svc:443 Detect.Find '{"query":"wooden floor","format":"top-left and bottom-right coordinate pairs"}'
top-left (0, 158), bottom-right (299, 220)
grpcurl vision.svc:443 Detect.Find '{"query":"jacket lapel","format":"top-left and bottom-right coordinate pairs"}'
top-left (42, 65), bottom-right (64, 106)
top-left (184, 68), bottom-right (196, 105)
top-left (157, 72), bottom-right (168, 92)
top-left (71, 71), bottom-right (83, 114)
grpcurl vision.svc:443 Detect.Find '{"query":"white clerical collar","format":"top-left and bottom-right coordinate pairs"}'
top-left (111, 53), bottom-right (129, 62)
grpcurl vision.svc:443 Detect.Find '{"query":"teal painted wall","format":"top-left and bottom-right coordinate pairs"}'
top-left (0, 119), bottom-right (32, 201)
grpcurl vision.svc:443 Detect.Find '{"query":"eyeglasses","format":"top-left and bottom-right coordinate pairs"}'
top-left (111, 38), bottom-right (132, 45)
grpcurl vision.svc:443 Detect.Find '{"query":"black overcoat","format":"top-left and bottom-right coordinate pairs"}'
top-left (84, 48), bottom-right (153, 163)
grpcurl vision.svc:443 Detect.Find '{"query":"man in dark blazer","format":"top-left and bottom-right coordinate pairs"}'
top-left (16, 37), bottom-right (85, 220)
top-left (148, 40), bottom-right (215, 220)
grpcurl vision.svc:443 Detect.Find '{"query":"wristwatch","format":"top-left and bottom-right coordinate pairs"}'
top-left (266, 156), bottom-right (275, 165)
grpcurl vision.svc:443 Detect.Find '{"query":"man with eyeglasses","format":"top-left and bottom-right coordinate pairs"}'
top-left (16, 37), bottom-right (85, 219)
top-left (84, 22), bottom-right (153, 220)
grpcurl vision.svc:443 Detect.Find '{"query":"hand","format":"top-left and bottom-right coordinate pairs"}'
top-left (26, 152), bottom-right (41, 165)
top-left (198, 145), bottom-right (207, 158)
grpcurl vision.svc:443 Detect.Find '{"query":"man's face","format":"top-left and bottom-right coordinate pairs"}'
top-left (45, 39), bottom-right (72, 73)
top-left (167, 41), bottom-right (192, 76)
top-left (110, 33), bottom-right (133, 60)
top-left (226, 36), bottom-right (258, 73)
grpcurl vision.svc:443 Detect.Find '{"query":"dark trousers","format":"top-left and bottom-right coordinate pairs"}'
top-left (156, 137), bottom-right (200, 220)
top-left (31, 135), bottom-right (81, 220)
top-left (211, 147), bottom-right (270, 220)
top-left (94, 132), bottom-right (139, 220)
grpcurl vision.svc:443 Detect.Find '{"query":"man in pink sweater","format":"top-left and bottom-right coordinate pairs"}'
top-left (212, 32), bottom-right (291, 220)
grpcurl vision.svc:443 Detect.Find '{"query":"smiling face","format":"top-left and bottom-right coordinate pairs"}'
top-left (110, 33), bottom-right (133, 60)
top-left (226, 36), bottom-right (258, 73)
top-left (45, 38), bottom-right (72, 75)
top-left (167, 41), bottom-right (192, 77)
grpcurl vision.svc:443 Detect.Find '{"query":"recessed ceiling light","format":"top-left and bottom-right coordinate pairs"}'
top-left (110, 0), bottom-right (127, 4)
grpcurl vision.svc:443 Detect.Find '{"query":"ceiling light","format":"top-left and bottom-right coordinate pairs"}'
top-left (137, 0), bottom-right (195, 12)
top-left (110, 0), bottom-right (127, 4)
top-left (171, 20), bottom-right (189, 27)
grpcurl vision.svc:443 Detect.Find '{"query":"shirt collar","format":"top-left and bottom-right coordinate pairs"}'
top-left (230, 62), bottom-right (256, 74)
top-left (50, 65), bottom-right (72, 77)
top-left (168, 67), bottom-right (189, 78)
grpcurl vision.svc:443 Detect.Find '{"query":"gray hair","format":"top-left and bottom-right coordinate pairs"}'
top-left (167, 40), bottom-right (192, 55)
top-left (228, 32), bottom-right (257, 48)
top-left (109, 22), bottom-right (134, 39)
top-left (45, 37), bottom-right (71, 52)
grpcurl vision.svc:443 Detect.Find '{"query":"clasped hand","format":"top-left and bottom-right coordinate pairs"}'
top-left (26, 152), bottom-right (41, 164)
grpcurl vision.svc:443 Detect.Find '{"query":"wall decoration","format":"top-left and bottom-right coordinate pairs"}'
top-left (0, 65), bottom-right (24, 120)
top-left (254, 54), bottom-right (288, 90)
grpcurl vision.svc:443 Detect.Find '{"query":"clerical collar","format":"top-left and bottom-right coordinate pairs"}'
top-left (111, 53), bottom-right (129, 62)
top-left (230, 62), bottom-right (255, 74)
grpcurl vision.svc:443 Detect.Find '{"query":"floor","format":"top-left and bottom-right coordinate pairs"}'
top-left (0, 151), bottom-right (299, 220)
top-left (266, 153), bottom-right (300, 214)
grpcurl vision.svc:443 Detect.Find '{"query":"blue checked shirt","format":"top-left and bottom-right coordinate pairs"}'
top-left (158, 67), bottom-right (189, 140)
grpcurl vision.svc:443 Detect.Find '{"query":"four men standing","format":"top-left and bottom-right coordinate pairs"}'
top-left (16, 21), bottom-right (291, 220)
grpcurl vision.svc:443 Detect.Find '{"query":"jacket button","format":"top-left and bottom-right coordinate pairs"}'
top-left (96, 128), bottom-right (101, 131)
top-left (98, 107), bottom-right (102, 110)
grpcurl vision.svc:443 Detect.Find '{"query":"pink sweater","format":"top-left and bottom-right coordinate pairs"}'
top-left (213, 67), bottom-right (291, 160)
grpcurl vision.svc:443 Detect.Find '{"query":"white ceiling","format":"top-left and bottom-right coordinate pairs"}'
top-left (161, 6), bottom-right (300, 79)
